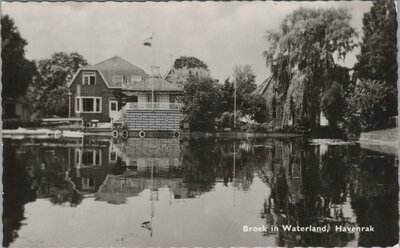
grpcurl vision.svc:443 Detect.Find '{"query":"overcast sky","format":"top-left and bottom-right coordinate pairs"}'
top-left (3, 1), bottom-right (372, 83)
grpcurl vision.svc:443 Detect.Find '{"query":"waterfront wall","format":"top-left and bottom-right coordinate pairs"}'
top-left (125, 110), bottom-right (181, 131)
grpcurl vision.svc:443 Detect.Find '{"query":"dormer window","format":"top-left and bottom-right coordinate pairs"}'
top-left (113, 75), bottom-right (124, 85)
top-left (83, 72), bottom-right (96, 85)
top-left (131, 75), bottom-right (142, 82)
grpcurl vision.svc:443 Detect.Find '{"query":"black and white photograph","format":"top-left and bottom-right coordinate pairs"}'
top-left (1, 1), bottom-right (399, 247)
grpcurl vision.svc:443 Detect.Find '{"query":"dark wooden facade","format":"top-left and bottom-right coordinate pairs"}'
top-left (69, 69), bottom-right (116, 122)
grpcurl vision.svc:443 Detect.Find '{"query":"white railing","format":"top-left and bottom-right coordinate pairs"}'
top-left (126, 102), bottom-right (181, 111)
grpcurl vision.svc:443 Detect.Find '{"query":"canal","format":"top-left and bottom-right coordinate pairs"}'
top-left (3, 136), bottom-right (398, 247)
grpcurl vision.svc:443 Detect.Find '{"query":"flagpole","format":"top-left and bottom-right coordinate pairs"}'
top-left (152, 32), bottom-right (155, 112)
top-left (234, 78), bottom-right (237, 129)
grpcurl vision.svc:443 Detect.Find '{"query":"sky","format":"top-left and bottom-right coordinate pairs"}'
top-left (3, 1), bottom-right (372, 84)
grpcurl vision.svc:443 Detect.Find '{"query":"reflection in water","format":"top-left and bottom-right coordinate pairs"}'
top-left (2, 137), bottom-right (398, 247)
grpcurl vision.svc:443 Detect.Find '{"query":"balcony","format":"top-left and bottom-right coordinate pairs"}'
top-left (125, 102), bottom-right (182, 111)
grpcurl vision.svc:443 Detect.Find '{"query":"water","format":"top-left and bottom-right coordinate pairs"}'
top-left (3, 136), bottom-right (398, 247)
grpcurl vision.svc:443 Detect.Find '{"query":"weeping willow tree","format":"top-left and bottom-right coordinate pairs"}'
top-left (263, 8), bottom-right (357, 129)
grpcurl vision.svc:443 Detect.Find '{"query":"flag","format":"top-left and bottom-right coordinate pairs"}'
top-left (141, 221), bottom-right (152, 231)
top-left (143, 36), bottom-right (152, 47)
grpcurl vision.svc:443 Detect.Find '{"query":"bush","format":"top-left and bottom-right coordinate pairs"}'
top-left (240, 122), bottom-right (269, 132)
top-left (215, 111), bottom-right (244, 129)
top-left (344, 79), bottom-right (393, 131)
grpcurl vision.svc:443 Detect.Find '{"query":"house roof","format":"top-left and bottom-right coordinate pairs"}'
top-left (252, 76), bottom-right (275, 96)
top-left (122, 77), bottom-right (183, 92)
top-left (80, 56), bottom-right (149, 88)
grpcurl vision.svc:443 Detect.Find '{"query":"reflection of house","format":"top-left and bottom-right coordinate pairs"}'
top-left (67, 56), bottom-right (149, 122)
top-left (69, 139), bottom-right (118, 193)
top-left (93, 138), bottom-right (184, 203)
top-left (95, 174), bottom-right (183, 204)
top-left (116, 138), bottom-right (181, 174)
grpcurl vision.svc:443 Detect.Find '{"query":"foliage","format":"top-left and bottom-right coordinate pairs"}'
top-left (232, 64), bottom-right (257, 95)
top-left (167, 56), bottom-right (211, 89)
top-left (215, 111), bottom-right (244, 129)
top-left (240, 94), bottom-right (268, 123)
top-left (321, 82), bottom-right (344, 128)
top-left (27, 52), bottom-right (88, 117)
top-left (219, 65), bottom-right (267, 124)
top-left (173, 56), bottom-right (209, 70)
top-left (182, 75), bottom-right (221, 131)
top-left (344, 80), bottom-right (392, 131)
top-left (240, 122), bottom-right (269, 132)
top-left (219, 78), bottom-right (235, 113)
top-left (263, 8), bottom-right (357, 129)
top-left (1, 15), bottom-right (37, 99)
top-left (356, 0), bottom-right (397, 117)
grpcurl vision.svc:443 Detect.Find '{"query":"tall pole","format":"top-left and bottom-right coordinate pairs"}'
top-left (151, 32), bottom-right (155, 112)
top-left (233, 142), bottom-right (236, 207)
top-left (234, 79), bottom-right (237, 129)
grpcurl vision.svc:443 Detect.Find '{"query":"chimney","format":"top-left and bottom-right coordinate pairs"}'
top-left (72, 55), bottom-right (80, 73)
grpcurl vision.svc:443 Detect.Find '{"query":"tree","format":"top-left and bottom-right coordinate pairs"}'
top-left (218, 65), bottom-right (267, 125)
top-left (219, 78), bottom-right (235, 114)
top-left (182, 75), bottom-right (221, 131)
top-left (321, 82), bottom-right (344, 128)
top-left (264, 8), bottom-right (357, 129)
top-left (345, 80), bottom-right (392, 131)
top-left (166, 56), bottom-right (211, 88)
top-left (173, 56), bottom-right (208, 70)
top-left (356, 0), bottom-right (397, 118)
top-left (240, 94), bottom-right (268, 123)
top-left (232, 64), bottom-right (257, 95)
top-left (1, 15), bottom-right (37, 99)
top-left (28, 52), bottom-right (87, 117)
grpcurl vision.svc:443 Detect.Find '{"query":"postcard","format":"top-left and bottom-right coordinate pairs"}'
top-left (1, 1), bottom-right (398, 247)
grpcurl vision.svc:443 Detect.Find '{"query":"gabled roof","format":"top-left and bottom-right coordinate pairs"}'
top-left (84, 56), bottom-right (149, 88)
top-left (252, 76), bottom-right (275, 96)
top-left (68, 56), bottom-right (149, 88)
top-left (122, 77), bottom-right (183, 92)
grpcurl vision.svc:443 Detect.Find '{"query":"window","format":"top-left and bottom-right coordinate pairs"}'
top-left (95, 98), bottom-right (101, 112)
top-left (147, 93), bottom-right (160, 102)
top-left (75, 149), bottom-right (101, 166)
top-left (75, 97), bottom-right (102, 113)
top-left (131, 75), bottom-right (142, 82)
top-left (81, 150), bottom-right (101, 166)
top-left (110, 102), bottom-right (117, 111)
top-left (82, 177), bottom-right (95, 190)
top-left (83, 72), bottom-right (96, 85)
top-left (110, 151), bottom-right (117, 162)
top-left (113, 75), bottom-right (124, 85)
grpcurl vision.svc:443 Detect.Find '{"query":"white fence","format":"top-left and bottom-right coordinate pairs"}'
top-left (125, 102), bottom-right (181, 111)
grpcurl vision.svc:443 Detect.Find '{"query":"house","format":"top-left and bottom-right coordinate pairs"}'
top-left (118, 70), bottom-right (184, 134)
top-left (67, 56), bottom-right (184, 134)
top-left (67, 56), bottom-right (149, 123)
top-left (254, 72), bottom-right (329, 130)
top-left (3, 96), bottom-right (33, 128)
top-left (3, 96), bottom-right (32, 121)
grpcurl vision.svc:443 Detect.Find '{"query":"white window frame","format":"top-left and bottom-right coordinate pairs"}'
top-left (82, 177), bottom-right (95, 190)
top-left (131, 75), bottom-right (142, 83)
top-left (109, 143), bottom-right (118, 163)
top-left (109, 100), bottom-right (118, 112)
top-left (75, 148), bottom-right (102, 167)
top-left (75, 97), bottom-right (102, 113)
top-left (112, 75), bottom-right (124, 85)
top-left (83, 72), bottom-right (96, 85)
